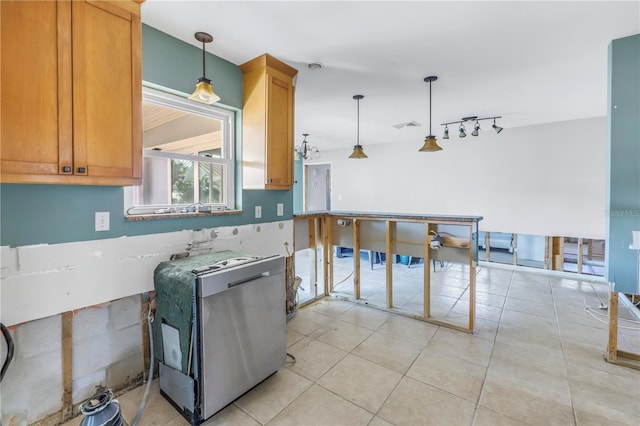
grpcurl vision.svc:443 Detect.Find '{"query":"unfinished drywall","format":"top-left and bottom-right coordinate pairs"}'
top-left (1, 220), bottom-right (293, 326)
top-left (317, 117), bottom-right (606, 239)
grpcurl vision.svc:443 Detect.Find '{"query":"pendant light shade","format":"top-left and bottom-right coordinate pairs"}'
top-left (188, 32), bottom-right (220, 105)
top-left (420, 135), bottom-right (443, 152)
top-left (349, 95), bottom-right (368, 159)
top-left (419, 76), bottom-right (443, 152)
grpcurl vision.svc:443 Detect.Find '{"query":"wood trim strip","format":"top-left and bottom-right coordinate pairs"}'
top-left (57, 0), bottom-right (73, 174)
top-left (61, 311), bottom-right (73, 421)
top-left (607, 291), bottom-right (618, 361)
top-left (353, 219), bottom-right (361, 300)
top-left (423, 222), bottom-right (431, 319)
top-left (140, 295), bottom-right (151, 381)
top-left (468, 224), bottom-right (476, 332)
top-left (385, 220), bottom-right (393, 308)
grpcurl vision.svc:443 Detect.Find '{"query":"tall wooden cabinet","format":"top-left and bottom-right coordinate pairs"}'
top-left (0, 0), bottom-right (142, 186)
top-left (240, 54), bottom-right (297, 190)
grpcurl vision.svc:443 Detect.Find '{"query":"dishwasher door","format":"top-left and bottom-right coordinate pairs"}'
top-left (197, 256), bottom-right (286, 419)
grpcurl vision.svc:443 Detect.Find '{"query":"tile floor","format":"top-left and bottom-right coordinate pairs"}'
top-left (65, 262), bottom-right (640, 426)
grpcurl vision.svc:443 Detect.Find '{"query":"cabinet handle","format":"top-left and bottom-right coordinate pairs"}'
top-left (62, 166), bottom-right (72, 173)
top-left (77, 167), bottom-right (87, 174)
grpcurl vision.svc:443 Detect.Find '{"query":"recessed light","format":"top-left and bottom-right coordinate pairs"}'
top-left (307, 62), bottom-right (322, 70)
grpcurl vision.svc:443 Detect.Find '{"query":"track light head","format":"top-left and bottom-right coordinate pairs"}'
top-left (443, 125), bottom-right (449, 139)
top-left (493, 122), bottom-right (503, 134)
top-left (471, 121), bottom-right (480, 137)
top-left (459, 124), bottom-right (466, 138)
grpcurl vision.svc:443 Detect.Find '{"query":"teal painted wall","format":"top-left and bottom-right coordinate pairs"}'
top-left (606, 34), bottom-right (640, 294)
top-left (293, 158), bottom-right (303, 213)
top-left (142, 25), bottom-right (242, 109)
top-left (0, 25), bottom-right (293, 247)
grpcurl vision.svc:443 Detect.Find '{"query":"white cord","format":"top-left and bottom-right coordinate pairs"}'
top-left (582, 298), bottom-right (640, 330)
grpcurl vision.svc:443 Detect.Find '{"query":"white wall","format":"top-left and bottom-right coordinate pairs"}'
top-left (313, 117), bottom-right (606, 239)
top-left (1, 221), bottom-right (293, 326)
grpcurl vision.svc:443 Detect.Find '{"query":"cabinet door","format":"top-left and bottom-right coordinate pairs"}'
top-left (0, 1), bottom-right (73, 177)
top-left (71, 0), bottom-right (141, 179)
top-left (265, 75), bottom-right (293, 188)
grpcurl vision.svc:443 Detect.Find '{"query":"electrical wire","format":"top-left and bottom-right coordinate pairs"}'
top-left (0, 323), bottom-right (14, 383)
top-left (286, 352), bottom-right (296, 365)
top-left (583, 298), bottom-right (640, 330)
top-left (131, 305), bottom-right (155, 426)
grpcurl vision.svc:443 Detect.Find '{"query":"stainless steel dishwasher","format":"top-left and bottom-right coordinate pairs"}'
top-left (155, 252), bottom-right (286, 425)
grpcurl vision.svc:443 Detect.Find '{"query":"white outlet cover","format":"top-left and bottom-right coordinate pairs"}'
top-left (277, 203), bottom-right (284, 216)
top-left (95, 211), bottom-right (110, 232)
top-left (255, 205), bottom-right (262, 219)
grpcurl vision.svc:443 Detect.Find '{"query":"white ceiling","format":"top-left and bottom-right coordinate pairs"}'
top-left (141, 1), bottom-right (639, 151)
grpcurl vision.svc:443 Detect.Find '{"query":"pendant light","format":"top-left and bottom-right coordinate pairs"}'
top-left (188, 32), bottom-right (221, 105)
top-left (349, 95), bottom-right (368, 159)
top-left (419, 76), bottom-right (443, 152)
top-left (294, 133), bottom-right (319, 160)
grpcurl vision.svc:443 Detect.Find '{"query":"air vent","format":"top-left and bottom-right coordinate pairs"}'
top-left (392, 121), bottom-right (421, 129)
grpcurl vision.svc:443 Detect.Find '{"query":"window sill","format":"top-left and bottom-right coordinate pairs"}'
top-left (125, 209), bottom-right (243, 221)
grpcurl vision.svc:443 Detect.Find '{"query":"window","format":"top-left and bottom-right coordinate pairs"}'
top-left (126, 87), bottom-right (235, 215)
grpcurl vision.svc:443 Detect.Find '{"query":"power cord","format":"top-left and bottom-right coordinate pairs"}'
top-left (286, 352), bottom-right (296, 365)
top-left (583, 298), bottom-right (640, 330)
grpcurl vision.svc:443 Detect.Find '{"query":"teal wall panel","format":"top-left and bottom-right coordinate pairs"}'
top-left (0, 185), bottom-right (291, 247)
top-left (0, 25), bottom-right (294, 248)
top-left (293, 158), bottom-right (303, 213)
top-left (606, 34), bottom-right (640, 294)
top-left (142, 25), bottom-right (242, 109)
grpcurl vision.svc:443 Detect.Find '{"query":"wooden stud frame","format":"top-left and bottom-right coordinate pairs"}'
top-left (295, 213), bottom-right (480, 334)
top-left (606, 291), bottom-right (640, 370)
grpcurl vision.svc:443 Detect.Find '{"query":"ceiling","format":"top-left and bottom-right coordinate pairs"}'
top-left (141, 1), bottom-right (639, 151)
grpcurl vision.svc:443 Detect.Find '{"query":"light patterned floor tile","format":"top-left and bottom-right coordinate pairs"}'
top-left (234, 369), bottom-right (313, 424)
top-left (286, 337), bottom-right (347, 381)
top-left (267, 384), bottom-right (373, 426)
top-left (309, 318), bottom-right (374, 352)
top-left (352, 331), bottom-right (423, 374)
top-left (378, 377), bottom-right (476, 426)
top-left (318, 354), bottom-right (402, 413)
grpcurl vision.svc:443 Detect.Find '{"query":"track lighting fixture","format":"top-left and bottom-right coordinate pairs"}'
top-left (471, 120), bottom-right (481, 137)
top-left (459, 123), bottom-right (466, 138)
top-left (349, 95), bottom-right (368, 159)
top-left (441, 116), bottom-right (503, 139)
top-left (492, 118), bottom-right (503, 134)
top-left (188, 32), bottom-right (221, 105)
top-left (294, 133), bottom-right (319, 160)
top-left (419, 76), bottom-right (443, 152)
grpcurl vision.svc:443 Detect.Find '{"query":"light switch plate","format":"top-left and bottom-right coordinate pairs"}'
top-left (277, 203), bottom-right (284, 216)
top-left (255, 205), bottom-right (262, 219)
top-left (95, 212), bottom-right (110, 231)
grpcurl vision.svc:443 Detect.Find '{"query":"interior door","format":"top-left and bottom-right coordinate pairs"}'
top-left (305, 163), bottom-right (331, 211)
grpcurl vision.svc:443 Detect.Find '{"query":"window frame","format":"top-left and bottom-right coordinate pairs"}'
top-left (125, 86), bottom-right (235, 215)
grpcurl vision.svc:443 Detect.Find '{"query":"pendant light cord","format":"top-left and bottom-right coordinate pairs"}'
top-left (356, 98), bottom-right (360, 146)
top-left (201, 40), bottom-right (206, 78)
top-left (429, 80), bottom-right (432, 136)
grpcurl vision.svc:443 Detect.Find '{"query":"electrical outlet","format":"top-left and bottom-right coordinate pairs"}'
top-left (277, 203), bottom-right (284, 216)
top-left (95, 212), bottom-right (110, 231)
top-left (255, 205), bottom-right (262, 219)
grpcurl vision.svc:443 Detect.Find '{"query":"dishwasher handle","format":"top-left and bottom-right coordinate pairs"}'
top-left (227, 271), bottom-right (270, 289)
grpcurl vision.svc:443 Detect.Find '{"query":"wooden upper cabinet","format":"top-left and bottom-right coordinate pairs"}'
top-left (240, 54), bottom-right (297, 190)
top-left (0, 0), bottom-right (142, 186)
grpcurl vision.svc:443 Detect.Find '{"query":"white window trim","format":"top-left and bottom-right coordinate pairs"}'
top-left (124, 86), bottom-right (235, 215)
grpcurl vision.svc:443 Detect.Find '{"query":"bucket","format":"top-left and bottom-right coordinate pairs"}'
top-left (80, 390), bottom-right (124, 426)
